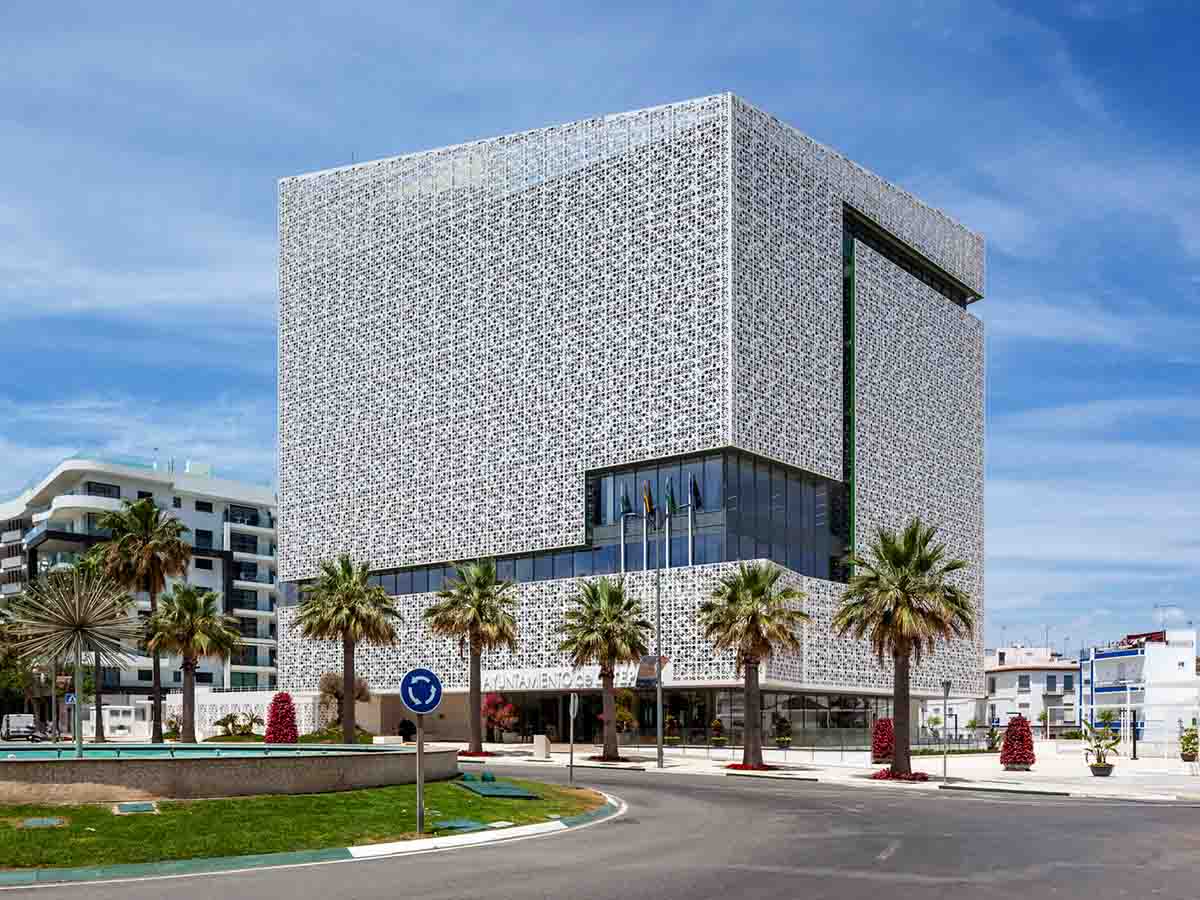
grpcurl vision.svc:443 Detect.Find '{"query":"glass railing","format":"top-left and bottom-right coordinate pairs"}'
top-left (234, 571), bottom-right (276, 585)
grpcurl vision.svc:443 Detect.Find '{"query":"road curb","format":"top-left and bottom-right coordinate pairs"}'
top-left (939, 784), bottom-right (1071, 798)
top-left (0, 794), bottom-right (623, 888)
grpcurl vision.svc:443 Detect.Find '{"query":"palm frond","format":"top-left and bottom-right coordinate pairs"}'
top-left (697, 562), bottom-right (809, 671)
top-left (558, 577), bottom-right (650, 672)
top-left (424, 558), bottom-right (518, 656)
top-left (295, 553), bottom-right (400, 646)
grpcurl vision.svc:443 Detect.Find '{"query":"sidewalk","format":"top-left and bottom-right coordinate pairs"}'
top-left (454, 740), bottom-right (1200, 802)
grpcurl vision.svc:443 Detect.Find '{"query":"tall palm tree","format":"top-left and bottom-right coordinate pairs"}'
top-left (425, 559), bottom-right (519, 753)
top-left (698, 562), bottom-right (809, 768)
top-left (146, 584), bottom-right (240, 744)
top-left (558, 577), bottom-right (649, 762)
top-left (7, 568), bottom-right (140, 756)
top-left (95, 498), bottom-right (191, 743)
top-left (294, 554), bottom-right (399, 744)
top-left (832, 518), bottom-right (975, 776)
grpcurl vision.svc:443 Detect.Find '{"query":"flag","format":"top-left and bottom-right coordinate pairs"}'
top-left (664, 476), bottom-right (678, 516)
top-left (620, 483), bottom-right (632, 515)
top-left (641, 480), bottom-right (655, 518)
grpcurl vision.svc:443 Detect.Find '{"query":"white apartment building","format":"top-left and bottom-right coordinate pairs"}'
top-left (1080, 629), bottom-right (1199, 745)
top-left (0, 455), bottom-right (279, 726)
top-left (983, 646), bottom-right (1079, 737)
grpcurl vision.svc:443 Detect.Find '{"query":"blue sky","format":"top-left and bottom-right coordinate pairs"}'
top-left (2, 1), bottom-right (1197, 649)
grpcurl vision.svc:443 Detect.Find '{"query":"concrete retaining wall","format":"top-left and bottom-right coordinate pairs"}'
top-left (0, 746), bottom-right (459, 805)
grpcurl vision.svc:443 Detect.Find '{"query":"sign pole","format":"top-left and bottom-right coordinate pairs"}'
top-left (569, 692), bottom-right (579, 786)
top-left (416, 713), bottom-right (425, 834)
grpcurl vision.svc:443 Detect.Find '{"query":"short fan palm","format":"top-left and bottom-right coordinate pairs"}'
top-left (832, 518), bottom-right (975, 776)
top-left (95, 498), bottom-right (192, 742)
top-left (559, 577), bottom-right (649, 761)
top-left (7, 568), bottom-right (140, 756)
top-left (146, 584), bottom-right (240, 743)
top-left (698, 562), bottom-right (809, 767)
top-left (425, 559), bottom-right (518, 753)
top-left (294, 554), bottom-right (399, 744)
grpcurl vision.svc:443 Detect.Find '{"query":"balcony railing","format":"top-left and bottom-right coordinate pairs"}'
top-left (233, 571), bottom-right (276, 585)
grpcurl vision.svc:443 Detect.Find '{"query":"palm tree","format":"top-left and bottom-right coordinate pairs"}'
top-left (95, 498), bottom-right (191, 743)
top-left (558, 577), bottom-right (649, 762)
top-left (832, 518), bottom-right (975, 776)
top-left (698, 562), bottom-right (809, 767)
top-left (425, 559), bottom-right (518, 754)
top-left (7, 568), bottom-right (140, 756)
top-left (294, 554), bottom-right (399, 744)
top-left (146, 584), bottom-right (240, 744)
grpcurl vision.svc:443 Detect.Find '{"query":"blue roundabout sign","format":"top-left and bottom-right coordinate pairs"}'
top-left (400, 668), bottom-right (443, 715)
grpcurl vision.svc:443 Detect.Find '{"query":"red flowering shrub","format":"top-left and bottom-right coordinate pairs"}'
top-left (726, 763), bottom-right (778, 771)
top-left (871, 718), bottom-right (895, 763)
top-left (1000, 715), bottom-right (1036, 768)
top-left (264, 692), bottom-right (298, 744)
top-left (871, 768), bottom-right (928, 782)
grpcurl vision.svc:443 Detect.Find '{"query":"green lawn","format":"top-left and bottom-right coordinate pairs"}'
top-left (0, 778), bottom-right (601, 869)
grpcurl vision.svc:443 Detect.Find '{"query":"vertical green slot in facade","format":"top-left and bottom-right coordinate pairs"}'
top-left (842, 229), bottom-right (856, 558)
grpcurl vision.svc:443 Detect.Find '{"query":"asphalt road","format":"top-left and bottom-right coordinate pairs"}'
top-left (21, 766), bottom-right (1200, 899)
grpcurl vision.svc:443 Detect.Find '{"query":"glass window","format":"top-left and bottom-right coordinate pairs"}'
top-left (195, 500), bottom-right (213, 513)
top-left (428, 567), bottom-right (444, 592)
top-left (574, 549), bottom-right (593, 577)
top-left (724, 453), bottom-right (740, 512)
top-left (137, 490), bottom-right (153, 500)
top-left (670, 536), bottom-right (687, 567)
top-left (411, 567), bottom-right (428, 594)
top-left (987, 677), bottom-right (996, 694)
top-left (137, 669), bottom-right (152, 681)
top-left (697, 532), bottom-right (724, 564)
top-left (194, 558), bottom-right (213, 570)
top-left (534, 553), bottom-right (554, 581)
top-left (740, 458), bottom-right (756, 518)
top-left (683, 459), bottom-right (704, 510)
top-left (787, 471), bottom-right (803, 530)
top-left (615, 473), bottom-right (636, 518)
top-left (600, 475), bottom-right (614, 525)
top-left (1046, 675), bottom-right (1057, 692)
top-left (740, 534), bottom-right (755, 560)
top-left (636, 467), bottom-right (657, 518)
top-left (660, 462), bottom-right (682, 513)
top-left (755, 540), bottom-right (771, 560)
top-left (172, 496), bottom-right (181, 509)
top-left (756, 464), bottom-right (770, 525)
top-left (196, 672), bottom-right (214, 684)
top-left (554, 551), bottom-right (573, 580)
top-left (496, 559), bottom-right (515, 583)
top-left (195, 529), bottom-right (214, 549)
top-left (771, 466), bottom-right (786, 525)
top-left (515, 556), bottom-right (533, 583)
top-left (368, 574), bottom-right (382, 588)
top-left (624, 540), bottom-right (642, 572)
top-left (702, 455), bottom-right (722, 512)
top-left (1018, 674), bottom-right (1031, 692)
top-left (396, 570), bottom-right (413, 594)
top-left (1064, 674), bottom-right (1074, 692)
top-left (382, 573), bottom-right (398, 595)
top-left (595, 544), bottom-right (617, 575)
top-left (771, 542), bottom-right (786, 566)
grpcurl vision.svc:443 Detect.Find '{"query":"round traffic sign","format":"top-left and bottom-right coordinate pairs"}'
top-left (400, 668), bottom-right (443, 715)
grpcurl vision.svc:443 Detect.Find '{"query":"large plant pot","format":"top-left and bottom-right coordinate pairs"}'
top-left (1090, 764), bottom-right (1114, 777)
top-left (710, 737), bottom-right (727, 747)
top-left (1003, 763), bottom-right (1031, 771)
top-left (1180, 753), bottom-right (1197, 763)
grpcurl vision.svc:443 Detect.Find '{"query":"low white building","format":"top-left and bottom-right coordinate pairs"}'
top-left (983, 646), bottom-right (1079, 737)
top-left (0, 455), bottom-right (279, 733)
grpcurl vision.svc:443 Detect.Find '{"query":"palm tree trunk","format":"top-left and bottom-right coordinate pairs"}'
top-left (743, 657), bottom-right (763, 767)
top-left (148, 580), bottom-right (163, 744)
top-left (468, 644), bottom-right (483, 754)
top-left (181, 656), bottom-right (196, 744)
top-left (342, 634), bottom-right (356, 745)
top-left (93, 654), bottom-right (105, 743)
top-left (893, 648), bottom-right (912, 775)
top-left (600, 668), bottom-right (618, 761)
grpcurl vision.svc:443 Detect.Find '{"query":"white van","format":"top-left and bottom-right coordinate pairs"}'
top-left (1, 714), bottom-right (38, 740)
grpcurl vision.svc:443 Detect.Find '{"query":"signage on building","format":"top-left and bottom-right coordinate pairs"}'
top-left (481, 664), bottom-right (640, 692)
top-left (635, 655), bottom-right (669, 689)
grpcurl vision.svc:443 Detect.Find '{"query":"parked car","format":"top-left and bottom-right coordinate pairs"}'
top-left (1, 714), bottom-right (38, 741)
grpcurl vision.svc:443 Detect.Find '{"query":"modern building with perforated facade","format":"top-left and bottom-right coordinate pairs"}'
top-left (275, 93), bottom-right (986, 746)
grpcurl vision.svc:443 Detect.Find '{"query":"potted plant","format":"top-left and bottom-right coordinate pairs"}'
top-left (871, 717), bottom-right (894, 764)
top-left (1180, 726), bottom-right (1198, 763)
top-left (665, 714), bottom-right (681, 746)
top-left (1083, 722), bottom-right (1120, 776)
top-left (985, 725), bottom-right (1001, 751)
top-left (772, 713), bottom-right (792, 749)
top-left (1000, 715), bottom-right (1035, 771)
top-left (710, 717), bottom-right (727, 746)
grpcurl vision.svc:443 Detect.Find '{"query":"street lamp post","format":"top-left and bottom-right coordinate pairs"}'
top-left (941, 679), bottom-right (952, 782)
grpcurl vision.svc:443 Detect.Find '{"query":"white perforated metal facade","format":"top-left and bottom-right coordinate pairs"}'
top-left (277, 93), bottom-right (986, 699)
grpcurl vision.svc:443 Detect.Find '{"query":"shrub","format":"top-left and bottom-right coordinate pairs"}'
top-left (771, 713), bottom-right (792, 742)
top-left (871, 768), bottom-right (928, 782)
top-left (265, 692), bottom-right (298, 743)
top-left (871, 718), bottom-right (894, 762)
top-left (1180, 726), bottom-right (1198, 758)
top-left (985, 726), bottom-right (1001, 750)
top-left (1000, 715), bottom-right (1035, 768)
top-left (1060, 729), bottom-right (1084, 741)
top-left (481, 692), bottom-right (518, 736)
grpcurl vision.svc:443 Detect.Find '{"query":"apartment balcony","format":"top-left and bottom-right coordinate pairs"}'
top-left (232, 549), bottom-right (277, 568)
top-left (1, 556), bottom-right (24, 571)
top-left (229, 664), bottom-right (278, 673)
top-left (231, 605), bottom-right (276, 619)
top-left (1, 582), bottom-right (23, 596)
top-left (1, 529), bottom-right (23, 544)
top-left (45, 493), bottom-right (124, 518)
